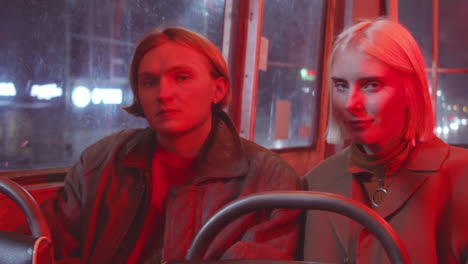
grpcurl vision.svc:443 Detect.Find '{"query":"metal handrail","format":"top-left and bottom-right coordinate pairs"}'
top-left (0, 177), bottom-right (51, 240)
top-left (186, 191), bottom-right (410, 264)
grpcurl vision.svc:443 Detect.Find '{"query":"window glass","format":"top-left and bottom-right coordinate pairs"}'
top-left (0, 0), bottom-right (225, 171)
top-left (398, 0), bottom-right (432, 67)
top-left (399, 0), bottom-right (468, 146)
top-left (438, 0), bottom-right (468, 68)
top-left (436, 73), bottom-right (468, 145)
top-left (254, 0), bottom-right (325, 149)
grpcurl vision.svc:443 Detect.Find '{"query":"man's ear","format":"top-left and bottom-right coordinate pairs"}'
top-left (213, 76), bottom-right (228, 104)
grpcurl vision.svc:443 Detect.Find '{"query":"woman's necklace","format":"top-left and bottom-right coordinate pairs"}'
top-left (372, 170), bottom-right (387, 207)
top-left (350, 141), bottom-right (412, 208)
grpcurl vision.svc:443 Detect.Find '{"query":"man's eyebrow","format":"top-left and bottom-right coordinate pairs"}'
top-left (167, 65), bottom-right (194, 72)
top-left (138, 72), bottom-right (157, 78)
top-left (139, 65), bottom-right (194, 76)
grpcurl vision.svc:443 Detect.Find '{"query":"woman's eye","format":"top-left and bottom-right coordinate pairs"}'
top-left (333, 82), bottom-right (348, 91)
top-left (363, 81), bottom-right (383, 91)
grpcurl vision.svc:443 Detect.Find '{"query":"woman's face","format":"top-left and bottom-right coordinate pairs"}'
top-left (331, 49), bottom-right (408, 151)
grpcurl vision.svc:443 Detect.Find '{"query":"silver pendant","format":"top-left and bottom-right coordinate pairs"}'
top-left (371, 187), bottom-right (388, 207)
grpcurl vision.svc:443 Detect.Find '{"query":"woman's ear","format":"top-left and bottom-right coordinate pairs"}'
top-left (212, 76), bottom-right (228, 104)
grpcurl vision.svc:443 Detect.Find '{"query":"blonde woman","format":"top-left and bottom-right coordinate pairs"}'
top-left (303, 18), bottom-right (468, 263)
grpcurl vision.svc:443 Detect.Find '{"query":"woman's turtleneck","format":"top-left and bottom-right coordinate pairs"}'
top-left (348, 139), bottom-right (414, 208)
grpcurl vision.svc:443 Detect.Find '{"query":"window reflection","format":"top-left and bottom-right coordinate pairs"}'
top-left (398, 0), bottom-right (433, 67)
top-left (254, 0), bottom-right (325, 149)
top-left (436, 74), bottom-right (468, 145)
top-left (0, 0), bottom-right (225, 170)
top-left (399, 0), bottom-right (468, 146)
top-left (439, 0), bottom-right (468, 68)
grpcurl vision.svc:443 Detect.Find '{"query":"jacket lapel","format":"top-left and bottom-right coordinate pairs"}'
top-left (192, 111), bottom-right (249, 183)
top-left (321, 148), bottom-right (355, 255)
top-left (326, 137), bottom-right (449, 255)
top-left (120, 112), bottom-right (249, 183)
top-left (376, 137), bottom-right (449, 219)
top-left (120, 127), bottom-right (155, 170)
top-left (86, 128), bottom-right (153, 263)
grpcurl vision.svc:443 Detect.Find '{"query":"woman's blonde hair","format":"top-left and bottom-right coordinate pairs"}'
top-left (123, 27), bottom-right (230, 117)
top-left (326, 18), bottom-right (435, 144)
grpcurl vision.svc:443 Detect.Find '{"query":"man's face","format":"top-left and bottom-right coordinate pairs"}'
top-left (137, 42), bottom-right (226, 138)
top-left (330, 49), bottom-right (408, 150)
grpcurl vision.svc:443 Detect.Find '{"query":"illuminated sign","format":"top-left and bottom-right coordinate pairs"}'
top-left (92, 88), bottom-right (123, 105)
top-left (72, 86), bottom-right (123, 108)
top-left (300, 68), bottom-right (316, 81)
top-left (30, 83), bottom-right (63, 100)
top-left (72, 86), bottom-right (92, 108)
top-left (0, 82), bottom-right (16, 96)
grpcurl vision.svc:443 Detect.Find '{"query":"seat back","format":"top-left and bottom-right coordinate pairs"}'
top-left (0, 178), bottom-right (54, 264)
top-left (0, 231), bottom-right (53, 264)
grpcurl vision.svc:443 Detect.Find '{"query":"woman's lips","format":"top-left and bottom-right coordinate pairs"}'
top-left (346, 119), bottom-right (374, 130)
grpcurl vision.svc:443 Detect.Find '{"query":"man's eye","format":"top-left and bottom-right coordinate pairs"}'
top-left (140, 78), bottom-right (158, 87)
top-left (142, 80), bottom-right (156, 86)
top-left (175, 74), bottom-right (190, 82)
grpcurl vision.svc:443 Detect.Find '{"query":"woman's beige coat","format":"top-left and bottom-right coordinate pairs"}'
top-left (303, 137), bottom-right (468, 264)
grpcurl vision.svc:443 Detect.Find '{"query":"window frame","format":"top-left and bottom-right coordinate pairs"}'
top-left (391, 0), bottom-right (468, 147)
top-left (235, 0), bottom-right (330, 150)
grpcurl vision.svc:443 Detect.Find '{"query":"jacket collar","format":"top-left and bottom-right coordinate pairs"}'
top-left (120, 112), bottom-right (249, 182)
top-left (374, 136), bottom-right (449, 218)
top-left (404, 136), bottom-right (449, 172)
top-left (193, 112), bottom-right (249, 182)
top-left (328, 136), bottom-right (450, 251)
top-left (120, 127), bottom-right (155, 169)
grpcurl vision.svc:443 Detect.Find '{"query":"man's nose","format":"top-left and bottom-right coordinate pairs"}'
top-left (158, 76), bottom-right (175, 100)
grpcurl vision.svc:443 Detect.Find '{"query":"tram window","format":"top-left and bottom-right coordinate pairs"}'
top-left (399, 0), bottom-right (468, 146)
top-left (438, 1), bottom-right (468, 69)
top-left (436, 74), bottom-right (468, 145)
top-left (253, 0), bottom-right (325, 149)
top-left (0, 0), bottom-right (226, 171)
top-left (397, 0), bottom-right (433, 67)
